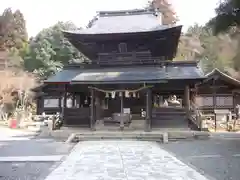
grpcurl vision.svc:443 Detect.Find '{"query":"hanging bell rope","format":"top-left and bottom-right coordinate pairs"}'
top-left (88, 85), bottom-right (153, 93)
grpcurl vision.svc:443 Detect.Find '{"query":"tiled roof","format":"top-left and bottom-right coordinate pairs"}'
top-left (204, 68), bottom-right (240, 86)
top-left (70, 64), bottom-right (204, 84)
top-left (44, 69), bottom-right (82, 83)
top-left (44, 62), bottom-right (204, 84)
top-left (64, 9), bottom-right (170, 34)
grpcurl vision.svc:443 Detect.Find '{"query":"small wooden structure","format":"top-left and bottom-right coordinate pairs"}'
top-left (195, 68), bottom-right (240, 113)
top-left (33, 9), bottom-right (205, 131)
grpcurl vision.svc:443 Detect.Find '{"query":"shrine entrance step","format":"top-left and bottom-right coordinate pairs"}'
top-left (69, 130), bottom-right (210, 143)
top-left (95, 119), bottom-right (145, 131)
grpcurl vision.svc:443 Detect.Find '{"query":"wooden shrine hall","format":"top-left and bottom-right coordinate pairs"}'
top-left (33, 9), bottom-right (205, 131)
top-left (195, 68), bottom-right (240, 113)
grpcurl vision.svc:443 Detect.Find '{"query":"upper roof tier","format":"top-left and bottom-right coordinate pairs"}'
top-left (62, 9), bottom-right (182, 60)
top-left (64, 9), bottom-right (167, 35)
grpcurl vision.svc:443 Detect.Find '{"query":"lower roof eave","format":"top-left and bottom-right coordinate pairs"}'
top-left (70, 78), bottom-right (205, 85)
top-left (43, 81), bottom-right (70, 84)
top-left (70, 80), bottom-right (169, 84)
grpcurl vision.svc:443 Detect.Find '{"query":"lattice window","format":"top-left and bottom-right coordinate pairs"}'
top-left (118, 43), bottom-right (127, 53)
top-left (216, 96), bottom-right (233, 107)
top-left (195, 96), bottom-right (213, 107)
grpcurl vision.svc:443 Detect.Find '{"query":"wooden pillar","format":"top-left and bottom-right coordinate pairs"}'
top-left (145, 88), bottom-right (152, 132)
top-left (90, 89), bottom-right (96, 131)
top-left (120, 94), bottom-right (124, 113)
top-left (232, 92), bottom-right (236, 111)
top-left (78, 94), bottom-right (81, 108)
top-left (184, 85), bottom-right (190, 115)
top-left (95, 92), bottom-right (100, 120)
top-left (59, 97), bottom-right (62, 109)
top-left (62, 84), bottom-right (67, 125)
top-left (37, 96), bottom-right (44, 115)
top-left (213, 78), bottom-right (217, 109)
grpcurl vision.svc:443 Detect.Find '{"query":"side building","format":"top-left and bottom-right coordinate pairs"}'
top-left (195, 68), bottom-right (240, 113)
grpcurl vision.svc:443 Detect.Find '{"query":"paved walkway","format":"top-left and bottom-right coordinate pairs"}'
top-left (45, 141), bottom-right (209, 180)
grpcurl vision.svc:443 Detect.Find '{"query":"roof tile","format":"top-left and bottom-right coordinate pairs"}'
top-left (71, 65), bottom-right (204, 83)
top-left (65, 9), bottom-right (169, 34)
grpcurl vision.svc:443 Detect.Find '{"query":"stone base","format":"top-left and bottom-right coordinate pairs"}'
top-left (70, 130), bottom-right (210, 143)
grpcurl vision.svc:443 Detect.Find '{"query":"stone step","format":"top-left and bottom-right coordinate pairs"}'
top-left (153, 116), bottom-right (187, 121)
top-left (153, 107), bottom-right (186, 113)
top-left (69, 131), bottom-right (210, 143)
top-left (153, 111), bottom-right (186, 115)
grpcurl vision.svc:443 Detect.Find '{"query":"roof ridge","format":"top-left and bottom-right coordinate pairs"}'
top-left (98, 8), bottom-right (157, 17)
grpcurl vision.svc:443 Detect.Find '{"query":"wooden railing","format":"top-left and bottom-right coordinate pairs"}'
top-left (95, 52), bottom-right (168, 65)
top-left (66, 60), bottom-right (198, 68)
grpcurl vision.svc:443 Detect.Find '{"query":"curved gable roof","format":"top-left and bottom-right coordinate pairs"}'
top-left (205, 68), bottom-right (240, 86)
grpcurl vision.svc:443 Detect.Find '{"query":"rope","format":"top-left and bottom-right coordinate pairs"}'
top-left (88, 85), bottom-right (153, 93)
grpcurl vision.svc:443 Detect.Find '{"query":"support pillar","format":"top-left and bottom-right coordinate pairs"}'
top-left (145, 88), bottom-right (152, 132)
top-left (120, 94), bottom-right (124, 113)
top-left (95, 94), bottom-right (101, 120)
top-left (38, 96), bottom-right (44, 115)
top-left (62, 84), bottom-right (67, 125)
top-left (213, 78), bottom-right (217, 109)
top-left (90, 89), bottom-right (96, 131)
top-left (184, 85), bottom-right (190, 116)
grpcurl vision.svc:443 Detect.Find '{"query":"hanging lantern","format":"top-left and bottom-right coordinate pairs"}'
top-left (111, 91), bottom-right (116, 98)
top-left (137, 93), bottom-right (140, 98)
top-left (125, 91), bottom-right (130, 98)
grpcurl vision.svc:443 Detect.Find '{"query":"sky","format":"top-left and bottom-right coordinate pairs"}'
top-left (0, 0), bottom-right (220, 37)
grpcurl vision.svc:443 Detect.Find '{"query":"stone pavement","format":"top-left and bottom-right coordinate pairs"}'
top-left (45, 141), bottom-right (209, 180)
top-left (0, 126), bottom-right (74, 180)
top-left (0, 126), bottom-right (37, 141)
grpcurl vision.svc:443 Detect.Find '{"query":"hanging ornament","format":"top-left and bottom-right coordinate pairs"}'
top-left (105, 92), bottom-right (109, 98)
top-left (119, 91), bottom-right (123, 97)
top-left (137, 93), bottom-right (140, 98)
top-left (133, 92), bottom-right (136, 98)
top-left (111, 91), bottom-right (116, 98)
top-left (163, 100), bottom-right (168, 106)
top-left (125, 91), bottom-right (130, 98)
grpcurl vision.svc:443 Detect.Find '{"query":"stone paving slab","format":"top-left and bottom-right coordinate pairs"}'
top-left (44, 141), bottom-right (209, 180)
top-left (0, 155), bottom-right (63, 162)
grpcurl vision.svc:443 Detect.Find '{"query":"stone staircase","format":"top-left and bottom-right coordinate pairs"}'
top-left (67, 131), bottom-right (210, 143)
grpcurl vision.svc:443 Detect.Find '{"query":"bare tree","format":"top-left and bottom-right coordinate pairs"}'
top-left (148, 0), bottom-right (178, 25)
top-left (0, 69), bottom-right (37, 122)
